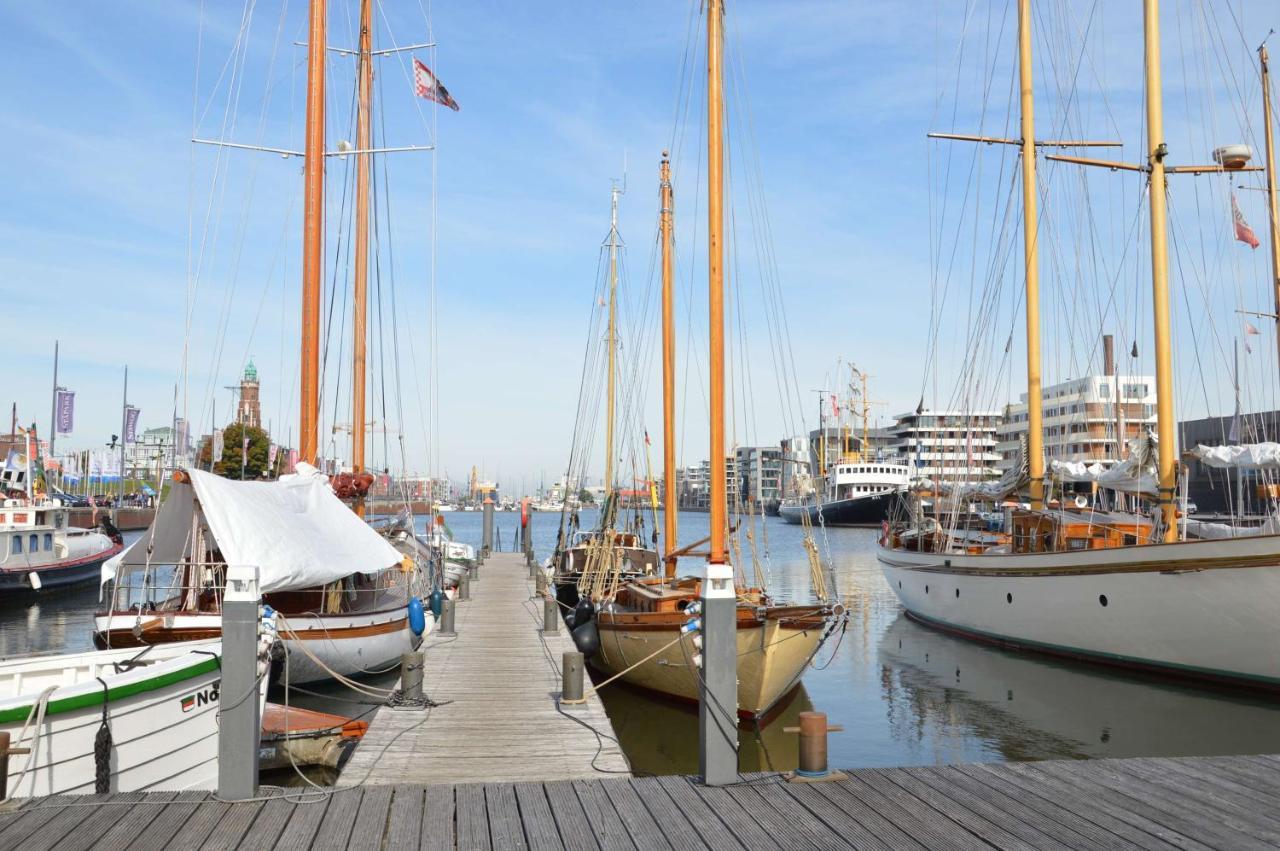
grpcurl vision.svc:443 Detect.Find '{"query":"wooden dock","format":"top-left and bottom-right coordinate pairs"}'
top-left (3, 753), bottom-right (1279, 848)
top-left (340, 551), bottom-right (630, 785)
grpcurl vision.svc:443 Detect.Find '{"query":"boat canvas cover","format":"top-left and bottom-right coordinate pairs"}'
top-left (1192, 442), bottom-right (1280, 470)
top-left (1049, 434), bottom-right (1158, 495)
top-left (189, 465), bottom-right (401, 592)
top-left (104, 464), bottom-right (401, 593)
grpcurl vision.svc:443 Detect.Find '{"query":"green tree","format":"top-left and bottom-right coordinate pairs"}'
top-left (577, 487), bottom-right (596, 505)
top-left (196, 423), bottom-right (273, 479)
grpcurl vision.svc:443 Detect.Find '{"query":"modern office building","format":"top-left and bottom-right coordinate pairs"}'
top-left (887, 410), bottom-right (1004, 482)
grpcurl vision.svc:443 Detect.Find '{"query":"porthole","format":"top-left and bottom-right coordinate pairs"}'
top-left (1006, 592), bottom-right (1013, 604)
top-left (954, 588), bottom-right (960, 598)
top-left (1099, 594), bottom-right (1108, 607)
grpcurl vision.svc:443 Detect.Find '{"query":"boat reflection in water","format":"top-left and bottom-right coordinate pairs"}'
top-left (595, 678), bottom-right (816, 776)
top-left (878, 613), bottom-right (1280, 761)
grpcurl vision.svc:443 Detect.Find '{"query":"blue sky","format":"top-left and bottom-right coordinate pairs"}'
top-left (2, 1), bottom-right (1277, 491)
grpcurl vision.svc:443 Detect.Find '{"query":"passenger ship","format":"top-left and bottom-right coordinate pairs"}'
top-left (778, 460), bottom-right (910, 526)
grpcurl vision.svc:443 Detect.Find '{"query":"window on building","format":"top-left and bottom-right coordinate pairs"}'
top-left (29, 534), bottom-right (38, 553)
top-left (43, 533), bottom-right (52, 551)
top-left (11, 535), bottom-right (20, 554)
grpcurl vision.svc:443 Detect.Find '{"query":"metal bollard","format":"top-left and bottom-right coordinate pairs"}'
top-left (542, 595), bottom-right (559, 634)
top-left (472, 559), bottom-right (481, 581)
top-left (401, 652), bottom-right (424, 701)
top-left (784, 711), bottom-right (845, 782)
top-left (562, 651), bottom-right (585, 704)
top-left (533, 570), bottom-right (547, 600)
top-left (438, 598), bottom-right (457, 636)
top-left (528, 558), bottom-right (538, 580)
top-left (458, 572), bottom-right (471, 602)
top-left (218, 565), bottom-right (262, 800)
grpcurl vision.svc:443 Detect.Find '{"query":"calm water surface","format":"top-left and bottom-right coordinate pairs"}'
top-left (4, 513), bottom-right (1279, 777)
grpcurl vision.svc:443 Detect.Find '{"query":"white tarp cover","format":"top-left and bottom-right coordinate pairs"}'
top-left (1049, 434), bottom-right (1158, 495)
top-left (190, 464), bottom-right (401, 593)
top-left (1191, 442), bottom-right (1280, 470)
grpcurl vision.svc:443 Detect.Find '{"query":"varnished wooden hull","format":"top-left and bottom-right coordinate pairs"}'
top-left (592, 606), bottom-right (827, 718)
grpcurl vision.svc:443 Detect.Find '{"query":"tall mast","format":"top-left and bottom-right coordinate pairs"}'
top-left (660, 153), bottom-right (678, 576)
top-left (48, 340), bottom-right (59, 461)
top-left (1261, 46), bottom-right (1280, 376)
top-left (1143, 0), bottom-right (1177, 542)
top-left (299, 0), bottom-right (326, 465)
top-left (351, 0), bottom-right (372, 513)
top-left (1017, 0), bottom-right (1046, 509)
top-left (707, 0), bottom-right (727, 564)
top-left (604, 185), bottom-right (621, 503)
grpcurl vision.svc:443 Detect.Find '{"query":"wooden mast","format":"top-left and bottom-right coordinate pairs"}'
top-left (1017, 0), bottom-right (1046, 509)
top-left (1261, 46), bottom-right (1280, 376)
top-left (352, 0), bottom-right (372, 514)
top-left (707, 0), bottom-right (727, 564)
top-left (300, 0), bottom-right (326, 465)
top-left (1143, 0), bottom-right (1178, 542)
top-left (604, 186), bottom-right (620, 504)
top-left (660, 153), bottom-right (678, 576)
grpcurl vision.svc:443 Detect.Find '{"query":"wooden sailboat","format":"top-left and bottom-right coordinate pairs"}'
top-left (552, 185), bottom-right (660, 614)
top-left (879, 0), bottom-right (1280, 691)
top-left (95, 0), bottom-right (422, 684)
top-left (586, 1), bottom-right (832, 720)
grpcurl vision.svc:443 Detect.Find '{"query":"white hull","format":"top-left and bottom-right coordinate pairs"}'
top-left (0, 639), bottom-right (267, 796)
top-left (94, 607), bottom-right (422, 686)
top-left (877, 534), bottom-right (1280, 688)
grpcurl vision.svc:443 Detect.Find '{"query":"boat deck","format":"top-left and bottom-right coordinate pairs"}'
top-left (3, 753), bottom-right (1278, 849)
top-left (339, 550), bottom-right (630, 785)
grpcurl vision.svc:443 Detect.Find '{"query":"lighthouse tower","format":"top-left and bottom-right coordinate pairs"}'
top-left (239, 360), bottom-right (261, 429)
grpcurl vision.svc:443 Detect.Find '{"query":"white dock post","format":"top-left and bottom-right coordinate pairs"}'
top-left (219, 565), bottom-right (261, 800)
top-left (699, 562), bottom-right (738, 786)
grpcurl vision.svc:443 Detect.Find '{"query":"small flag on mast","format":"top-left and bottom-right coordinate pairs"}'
top-left (413, 58), bottom-right (460, 111)
top-left (1232, 193), bottom-right (1260, 249)
top-left (1245, 321), bottom-right (1261, 336)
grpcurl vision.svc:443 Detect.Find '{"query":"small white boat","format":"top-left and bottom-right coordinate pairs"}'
top-left (0, 636), bottom-right (272, 797)
top-left (0, 499), bottom-right (122, 595)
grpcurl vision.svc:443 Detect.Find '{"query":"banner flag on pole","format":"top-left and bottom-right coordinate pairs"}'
top-left (212, 429), bottom-right (224, 463)
top-left (124, 406), bottom-right (141, 444)
top-left (268, 443), bottom-right (279, 471)
top-left (413, 57), bottom-right (460, 111)
top-left (55, 390), bottom-right (75, 434)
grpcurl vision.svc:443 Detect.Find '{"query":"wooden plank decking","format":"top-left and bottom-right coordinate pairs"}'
top-left (340, 551), bottom-right (630, 785)
top-left (3, 754), bottom-right (1278, 849)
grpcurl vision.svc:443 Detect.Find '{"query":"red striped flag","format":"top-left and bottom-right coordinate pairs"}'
top-left (1232, 193), bottom-right (1260, 249)
top-left (414, 58), bottom-right (460, 111)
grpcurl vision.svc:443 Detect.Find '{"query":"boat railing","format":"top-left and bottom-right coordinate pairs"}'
top-left (103, 560), bottom-right (241, 615)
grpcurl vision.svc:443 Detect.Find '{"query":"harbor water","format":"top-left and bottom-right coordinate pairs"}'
top-left (4, 514), bottom-right (1279, 778)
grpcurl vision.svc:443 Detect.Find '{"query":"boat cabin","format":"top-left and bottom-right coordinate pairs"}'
top-left (823, 463), bottom-right (910, 502)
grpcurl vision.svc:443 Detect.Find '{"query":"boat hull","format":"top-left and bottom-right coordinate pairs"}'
top-left (592, 608), bottom-right (827, 718)
top-left (778, 492), bottom-right (896, 527)
top-left (0, 640), bottom-right (261, 796)
top-left (877, 536), bottom-right (1280, 689)
top-left (93, 607), bottom-right (420, 685)
top-left (0, 543), bottom-right (123, 595)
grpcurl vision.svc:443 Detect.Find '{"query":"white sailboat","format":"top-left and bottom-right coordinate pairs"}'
top-left (1, 634), bottom-right (274, 797)
top-left (879, 0), bottom-right (1280, 691)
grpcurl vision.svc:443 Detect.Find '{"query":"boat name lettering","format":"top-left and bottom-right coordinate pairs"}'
top-left (180, 680), bottom-right (220, 713)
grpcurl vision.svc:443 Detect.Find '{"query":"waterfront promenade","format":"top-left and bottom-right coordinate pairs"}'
top-left (2, 753), bottom-right (1277, 848)
top-left (340, 550), bottom-right (629, 785)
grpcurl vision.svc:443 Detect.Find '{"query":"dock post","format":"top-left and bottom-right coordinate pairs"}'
top-left (533, 569), bottom-right (547, 600)
top-left (459, 572), bottom-right (471, 602)
top-left (401, 652), bottom-right (424, 701)
top-left (699, 562), bottom-right (738, 786)
top-left (542, 595), bottom-right (559, 634)
top-left (784, 711), bottom-right (846, 782)
top-left (561, 651), bottom-right (584, 703)
top-left (219, 564), bottom-right (262, 801)
top-left (528, 553), bottom-right (538, 580)
top-left (438, 597), bottom-right (457, 636)
top-left (482, 497), bottom-right (495, 556)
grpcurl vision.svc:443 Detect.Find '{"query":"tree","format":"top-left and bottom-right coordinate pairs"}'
top-left (578, 487), bottom-right (596, 505)
top-left (196, 422), bottom-right (273, 479)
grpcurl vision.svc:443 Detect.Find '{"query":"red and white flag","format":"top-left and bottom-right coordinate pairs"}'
top-left (414, 58), bottom-right (460, 111)
top-left (1232, 193), bottom-right (1260, 249)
